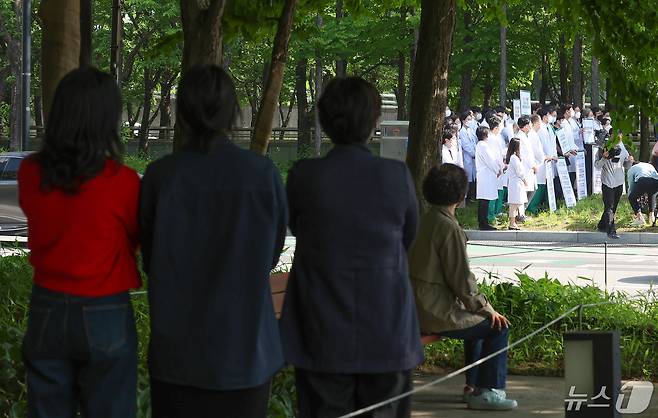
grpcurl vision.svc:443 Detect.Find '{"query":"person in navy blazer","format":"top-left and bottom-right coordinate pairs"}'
top-left (279, 77), bottom-right (423, 418)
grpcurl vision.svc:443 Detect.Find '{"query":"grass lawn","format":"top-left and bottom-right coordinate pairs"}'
top-left (456, 194), bottom-right (658, 233)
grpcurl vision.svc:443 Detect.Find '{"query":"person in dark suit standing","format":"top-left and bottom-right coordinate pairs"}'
top-left (280, 77), bottom-right (423, 418)
top-left (139, 65), bottom-right (288, 418)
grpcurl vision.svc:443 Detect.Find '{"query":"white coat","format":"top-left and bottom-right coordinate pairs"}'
top-left (475, 140), bottom-right (501, 200)
top-left (539, 122), bottom-right (557, 178)
top-left (562, 121), bottom-right (579, 173)
top-left (489, 132), bottom-right (507, 190)
top-left (459, 126), bottom-right (477, 182)
top-left (517, 130), bottom-right (537, 191)
top-left (442, 144), bottom-right (458, 165)
top-left (507, 154), bottom-right (528, 205)
top-left (529, 129), bottom-right (547, 184)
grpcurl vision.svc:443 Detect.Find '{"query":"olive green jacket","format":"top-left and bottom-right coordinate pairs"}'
top-left (408, 205), bottom-right (495, 333)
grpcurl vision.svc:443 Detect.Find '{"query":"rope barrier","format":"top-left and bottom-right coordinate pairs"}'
top-left (337, 302), bottom-right (608, 418)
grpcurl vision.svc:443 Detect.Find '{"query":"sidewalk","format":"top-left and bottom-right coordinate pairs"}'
top-left (465, 229), bottom-right (658, 244)
top-left (412, 373), bottom-right (658, 417)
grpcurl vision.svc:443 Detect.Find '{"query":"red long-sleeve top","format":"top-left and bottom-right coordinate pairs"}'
top-left (18, 157), bottom-right (141, 296)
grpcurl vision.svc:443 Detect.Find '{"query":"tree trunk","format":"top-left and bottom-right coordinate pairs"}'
top-left (591, 57), bottom-right (600, 108)
top-left (0, 5), bottom-right (22, 149)
top-left (180, 0), bottom-right (225, 71)
top-left (408, 12), bottom-right (419, 113)
top-left (138, 68), bottom-right (158, 155)
top-left (406, 0), bottom-right (457, 212)
top-left (295, 58), bottom-right (311, 157)
top-left (159, 78), bottom-right (173, 140)
top-left (482, 75), bottom-right (494, 112)
top-left (498, 2), bottom-right (507, 107)
top-left (539, 54), bottom-right (548, 105)
top-left (395, 51), bottom-right (407, 120)
top-left (640, 111), bottom-right (650, 162)
top-left (559, 34), bottom-right (570, 104)
top-left (571, 35), bottom-right (583, 108)
top-left (250, 0), bottom-right (298, 155)
top-left (605, 78), bottom-right (610, 109)
top-left (40, 0), bottom-right (81, 123)
top-left (34, 94), bottom-right (44, 131)
top-left (335, 0), bottom-right (347, 77)
top-left (313, 15), bottom-right (323, 157)
top-left (10, 77), bottom-right (21, 151)
top-left (79, 0), bottom-right (92, 67)
top-left (458, 5), bottom-right (473, 112)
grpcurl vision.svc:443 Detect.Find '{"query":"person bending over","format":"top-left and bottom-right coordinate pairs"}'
top-left (627, 162), bottom-right (658, 226)
top-left (595, 134), bottom-right (633, 239)
top-left (408, 163), bottom-right (518, 411)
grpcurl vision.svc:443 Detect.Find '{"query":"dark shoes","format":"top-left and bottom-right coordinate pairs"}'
top-left (479, 224), bottom-right (498, 231)
top-left (508, 226), bottom-right (520, 230)
top-left (607, 232), bottom-right (620, 239)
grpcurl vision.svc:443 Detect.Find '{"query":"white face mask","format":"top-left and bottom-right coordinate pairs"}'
top-left (445, 108), bottom-right (452, 118)
top-left (574, 112), bottom-right (581, 119)
top-left (549, 115), bottom-right (556, 124)
top-left (474, 113), bottom-right (482, 121)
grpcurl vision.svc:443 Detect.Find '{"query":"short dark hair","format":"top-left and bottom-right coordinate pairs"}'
top-left (177, 65), bottom-right (239, 152)
top-left (459, 110), bottom-right (473, 122)
top-left (487, 116), bottom-right (502, 130)
top-left (476, 126), bottom-right (490, 141)
top-left (318, 77), bottom-right (382, 145)
top-left (441, 129), bottom-right (454, 144)
top-left (37, 67), bottom-right (123, 194)
top-left (423, 164), bottom-right (468, 206)
top-left (517, 115), bottom-right (531, 129)
top-left (537, 108), bottom-right (549, 118)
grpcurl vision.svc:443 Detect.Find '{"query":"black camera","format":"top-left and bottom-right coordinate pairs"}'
top-left (594, 129), bottom-right (610, 146)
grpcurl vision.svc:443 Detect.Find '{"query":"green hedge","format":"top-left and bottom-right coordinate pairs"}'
top-left (2, 255), bottom-right (657, 418)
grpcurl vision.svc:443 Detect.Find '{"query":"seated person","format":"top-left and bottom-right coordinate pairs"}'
top-left (408, 163), bottom-right (517, 411)
top-left (627, 162), bottom-right (658, 226)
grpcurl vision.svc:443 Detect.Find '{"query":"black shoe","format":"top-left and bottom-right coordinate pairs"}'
top-left (508, 226), bottom-right (520, 230)
top-left (607, 232), bottom-right (620, 239)
top-left (479, 224), bottom-right (498, 231)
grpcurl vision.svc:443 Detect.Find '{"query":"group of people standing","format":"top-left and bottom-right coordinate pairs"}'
top-left (19, 65), bottom-right (517, 418)
top-left (440, 102), bottom-right (653, 238)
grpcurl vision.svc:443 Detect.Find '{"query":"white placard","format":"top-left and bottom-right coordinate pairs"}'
top-left (520, 90), bottom-right (532, 116)
top-left (513, 100), bottom-right (521, 123)
top-left (545, 160), bottom-right (557, 212)
top-left (557, 157), bottom-right (577, 207)
top-left (575, 151), bottom-right (587, 200)
top-left (591, 145), bottom-right (602, 194)
top-left (582, 118), bottom-right (596, 144)
top-left (556, 128), bottom-right (571, 155)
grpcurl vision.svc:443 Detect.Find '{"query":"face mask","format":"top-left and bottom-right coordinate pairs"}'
top-left (549, 115), bottom-right (556, 124)
top-left (574, 112), bottom-right (581, 119)
top-left (474, 113), bottom-right (482, 121)
top-left (445, 108), bottom-right (452, 118)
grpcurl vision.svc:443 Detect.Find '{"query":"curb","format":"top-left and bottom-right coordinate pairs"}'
top-left (464, 230), bottom-right (658, 244)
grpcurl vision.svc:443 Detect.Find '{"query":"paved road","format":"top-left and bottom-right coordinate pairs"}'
top-left (278, 237), bottom-right (658, 295)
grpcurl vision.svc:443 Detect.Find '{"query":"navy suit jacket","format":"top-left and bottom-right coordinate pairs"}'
top-left (279, 143), bottom-right (424, 373)
top-left (139, 137), bottom-right (287, 390)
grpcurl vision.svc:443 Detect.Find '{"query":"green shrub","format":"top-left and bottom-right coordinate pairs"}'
top-left (423, 269), bottom-right (658, 381)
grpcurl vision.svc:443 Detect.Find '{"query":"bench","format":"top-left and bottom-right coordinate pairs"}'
top-left (269, 272), bottom-right (442, 345)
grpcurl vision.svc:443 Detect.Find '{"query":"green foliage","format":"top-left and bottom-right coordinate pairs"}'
top-left (423, 269), bottom-right (658, 380)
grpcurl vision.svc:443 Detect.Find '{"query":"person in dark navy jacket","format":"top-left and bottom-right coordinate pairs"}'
top-left (279, 77), bottom-right (423, 418)
top-left (139, 65), bottom-right (288, 418)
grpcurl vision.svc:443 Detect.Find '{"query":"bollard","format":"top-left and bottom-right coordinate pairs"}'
top-left (564, 331), bottom-right (621, 418)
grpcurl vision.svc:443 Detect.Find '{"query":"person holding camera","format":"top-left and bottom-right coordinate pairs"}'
top-left (627, 162), bottom-right (658, 226)
top-left (595, 131), bottom-right (633, 239)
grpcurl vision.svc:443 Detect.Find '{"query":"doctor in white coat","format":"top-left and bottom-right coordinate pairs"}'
top-left (488, 116), bottom-right (507, 217)
top-left (516, 116), bottom-right (539, 219)
top-left (475, 125), bottom-right (502, 230)
top-left (459, 110), bottom-right (478, 200)
top-left (527, 114), bottom-right (557, 214)
top-left (441, 130), bottom-right (460, 165)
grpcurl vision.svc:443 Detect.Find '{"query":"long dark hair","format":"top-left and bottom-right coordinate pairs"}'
top-left (506, 137), bottom-right (521, 164)
top-left (37, 67), bottom-right (123, 194)
top-left (177, 65), bottom-right (239, 152)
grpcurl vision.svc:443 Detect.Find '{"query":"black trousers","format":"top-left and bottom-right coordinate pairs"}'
top-left (477, 199), bottom-right (492, 228)
top-left (295, 369), bottom-right (412, 418)
top-left (628, 177), bottom-right (658, 213)
top-left (151, 378), bottom-right (271, 418)
top-left (598, 184), bottom-right (622, 234)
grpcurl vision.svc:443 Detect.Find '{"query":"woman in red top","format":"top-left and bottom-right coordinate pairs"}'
top-left (18, 67), bottom-right (141, 418)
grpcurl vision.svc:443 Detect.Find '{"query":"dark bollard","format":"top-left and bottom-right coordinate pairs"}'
top-left (564, 331), bottom-right (621, 418)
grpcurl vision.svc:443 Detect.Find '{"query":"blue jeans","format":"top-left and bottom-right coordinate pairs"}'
top-left (439, 318), bottom-right (509, 389)
top-left (22, 285), bottom-right (137, 418)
